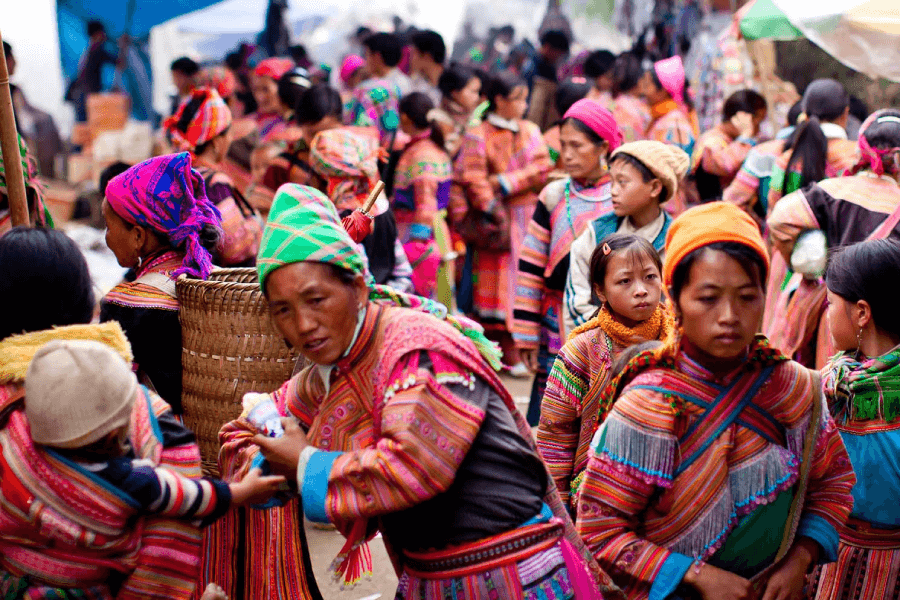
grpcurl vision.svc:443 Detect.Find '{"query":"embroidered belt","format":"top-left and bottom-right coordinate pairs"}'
top-left (841, 517), bottom-right (900, 549)
top-left (402, 521), bottom-right (563, 579)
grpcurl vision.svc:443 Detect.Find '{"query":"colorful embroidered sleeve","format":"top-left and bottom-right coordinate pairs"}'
top-left (454, 127), bottom-right (495, 212)
top-left (537, 335), bottom-right (594, 505)
top-left (766, 188), bottom-right (820, 265)
top-left (300, 351), bottom-right (487, 523)
top-left (564, 225), bottom-right (598, 335)
top-left (512, 195), bottom-right (553, 350)
top-left (795, 395), bottom-right (856, 561)
top-left (700, 131), bottom-right (754, 178)
top-left (497, 124), bottom-right (553, 198)
top-left (576, 385), bottom-right (687, 597)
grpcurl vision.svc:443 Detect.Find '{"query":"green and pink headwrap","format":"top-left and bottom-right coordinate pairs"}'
top-left (105, 152), bottom-right (223, 279)
top-left (257, 184), bottom-right (503, 369)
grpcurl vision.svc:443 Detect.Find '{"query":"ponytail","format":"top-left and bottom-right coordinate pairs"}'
top-left (399, 92), bottom-right (448, 155)
top-left (784, 116), bottom-right (828, 192)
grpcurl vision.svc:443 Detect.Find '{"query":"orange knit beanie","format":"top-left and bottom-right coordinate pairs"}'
top-left (663, 201), bottom-right (769, 287)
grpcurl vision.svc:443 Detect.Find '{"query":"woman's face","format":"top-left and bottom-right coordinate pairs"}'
top-left (494, 85), bottom-right (529, 121)
top-left (595, 250), bottom-right (662, 327)
top-left (451, 77), bottom-right (482, 112)
top-left (639, 71), bottom-right (667, 105)
top-left (610, 159), bottom-right (662, 217)
top-left (266, 261), bottom-right (369, 365)
top-left (560, 121), bottom-right (608, 181)
top-left (675, 249), bottom-right (765, 361)
top-left (251, 75), bottom-right (280, 115)
top-left (102, 199), bottom-right (140, 268)
top-left (826, 289), bottom-right (860, 352)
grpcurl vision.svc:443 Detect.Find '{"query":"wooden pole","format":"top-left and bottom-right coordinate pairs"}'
top-left (0, 29), bottom-right (28, 228)
top-left (361, 180), bottom-right (385, 214)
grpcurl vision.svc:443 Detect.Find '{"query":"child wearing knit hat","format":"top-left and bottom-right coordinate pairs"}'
top-left (564, 140), bottom-right (689, 332)
top-left (23, 339), bottom-right (284, 527)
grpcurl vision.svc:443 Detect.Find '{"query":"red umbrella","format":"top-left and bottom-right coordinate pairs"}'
top-left (341, 180), bottom-right (385, 243)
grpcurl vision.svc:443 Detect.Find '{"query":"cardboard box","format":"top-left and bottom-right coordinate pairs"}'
top-left (43, 180), bottom-right (80, 224)
top-left (86, 93), bottom-right (130, 135)
top-left (67, 154), bottom-right (94, 185)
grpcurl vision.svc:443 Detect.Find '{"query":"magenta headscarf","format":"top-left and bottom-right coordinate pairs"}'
top-left (340, 55), bottom-right (365, 85)
top-left (105, 152), bottom-right (223, 279)
top-left (854, 109), bottom-right (900, 177)
top-left (654, 56), bottom-right (688, 114)
top-left (563, 98), bottom-right (623, 151)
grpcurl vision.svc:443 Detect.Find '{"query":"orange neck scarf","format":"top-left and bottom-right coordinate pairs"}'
top-left (570, 304), bottom-right (674, 348)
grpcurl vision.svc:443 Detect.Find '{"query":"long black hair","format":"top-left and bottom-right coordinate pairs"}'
top-left (399, 92), bottom-right (446, 152)
top-left (827, 239), bottom-right (900, 337)
top-left (783, 79), bottom-right (849, 192)
top-left (0, 228), bottom-right (95, 340)
top-left (438, 62), bottom-right (477, 101)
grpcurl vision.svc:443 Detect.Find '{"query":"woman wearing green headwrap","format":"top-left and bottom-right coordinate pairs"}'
top-left (219, 184), bottom-right (620, 599)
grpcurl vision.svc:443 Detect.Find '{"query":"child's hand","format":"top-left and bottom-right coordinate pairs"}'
top-left (229, 467), bottom-right (286, 506)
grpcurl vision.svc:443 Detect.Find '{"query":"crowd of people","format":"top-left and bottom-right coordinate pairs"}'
top-left (2, 6), bottom-right (900, 600)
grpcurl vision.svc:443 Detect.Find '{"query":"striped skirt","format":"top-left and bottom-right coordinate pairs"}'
top-left (394, 522), bottom-right (597, 600)
top-left (808, 519), bottom-right (900, 600)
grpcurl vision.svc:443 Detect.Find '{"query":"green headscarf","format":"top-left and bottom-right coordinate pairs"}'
top-left (257, 184), bottom-right (503, 370)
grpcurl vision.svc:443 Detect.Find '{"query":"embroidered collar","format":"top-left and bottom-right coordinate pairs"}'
top-left (136, 249), bottom-right (183, 279)
top-left (486, 113), bottom-right (520, 132)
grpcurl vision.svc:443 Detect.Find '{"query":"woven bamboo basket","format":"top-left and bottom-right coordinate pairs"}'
top-left (178, 268), bottom-right (300, 476)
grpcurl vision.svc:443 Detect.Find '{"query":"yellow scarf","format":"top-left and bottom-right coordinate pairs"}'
top-left (0, 322), bottom-right (133, 384)
top-left (569, 304), bottom-right (674, 348)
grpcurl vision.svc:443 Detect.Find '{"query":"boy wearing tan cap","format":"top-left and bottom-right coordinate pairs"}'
top-left (564, 141), bottom-right (689, 332)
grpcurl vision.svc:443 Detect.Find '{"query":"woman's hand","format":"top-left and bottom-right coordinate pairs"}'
top-left (520, 348), bottom-right (539, 373)
top-left (252, 417), bottom-right (309, 478)
top-left (684, 563), bottom-right (757, 600)
top-left (731, 111), bottom-right (756, 140)
top-left (228, 467), bottom-right (286, 506)
top-left (759, 539), bottom-right (818, 600)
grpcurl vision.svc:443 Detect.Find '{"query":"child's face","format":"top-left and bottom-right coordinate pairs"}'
top-left (674, 249), bottom-right (764, 361)
top-left (826, 289), bottom-right (859, 352)
top-left (610, 160), bottom-right (661, 218)
top-left (494, 85), bottom-right (528, 121)
top-left (595, 250), bottom-right (662, 327)
top-left (560, 121), bottom-right (607, 181)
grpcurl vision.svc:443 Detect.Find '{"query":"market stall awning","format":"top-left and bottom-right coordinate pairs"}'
top-left (739, 0), bottom-right (900, 82)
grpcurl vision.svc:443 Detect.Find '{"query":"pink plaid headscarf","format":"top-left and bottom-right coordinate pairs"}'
top-left (654, 56), bottom-right (688, 114)
top-left (853, 109), bottom-right (900, 177)
top-left (105, 153), bottom-right (223, 279)
top-left (564, 98), bottom-right (623, 151)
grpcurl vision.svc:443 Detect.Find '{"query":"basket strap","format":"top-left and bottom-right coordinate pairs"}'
top-left (134, 272), bottom-right (177, 299)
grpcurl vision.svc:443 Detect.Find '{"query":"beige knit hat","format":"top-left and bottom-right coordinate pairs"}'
top-left (611, 141), bottom-right (691, 203)
top-left (25, 339), bottom-right (137, 449)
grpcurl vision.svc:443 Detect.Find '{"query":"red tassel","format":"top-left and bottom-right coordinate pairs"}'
top-left (341, 209), bottom-right (374, 243)
top-left (328, 520), bottom-right (374, 588)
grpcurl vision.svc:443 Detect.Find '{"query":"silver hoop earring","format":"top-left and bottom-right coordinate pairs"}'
top-left (856, 328), bottom-right (863, 357)
top-left (136, 255), bottom-right (143, 270)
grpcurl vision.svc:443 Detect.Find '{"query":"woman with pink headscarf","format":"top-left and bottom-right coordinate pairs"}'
top-left (511, 98), bottom-right (623, 423)
top-left (640, 56), bottom-right (698, 215)
top-left (765, 109), bottom-right (900, 371)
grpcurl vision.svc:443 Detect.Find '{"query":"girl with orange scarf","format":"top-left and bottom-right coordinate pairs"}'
top-left (537, 233), bottom-right (673, 512)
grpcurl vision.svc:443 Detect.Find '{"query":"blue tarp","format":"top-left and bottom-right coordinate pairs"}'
top-left (56, 0), bottom-right (223, 123)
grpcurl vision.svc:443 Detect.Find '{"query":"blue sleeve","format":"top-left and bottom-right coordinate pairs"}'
top-left (797, 513), bottom-right (840, 563)
top-left (648, 553), bottom-right (693, 600)
top-left (301, 450), bottom-right (342, 523)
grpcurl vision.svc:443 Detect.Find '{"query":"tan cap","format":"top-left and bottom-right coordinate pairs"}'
top-left (25, 339), bottom-right (137, 449)
top-left (611, 141), bottom-right (691, 203)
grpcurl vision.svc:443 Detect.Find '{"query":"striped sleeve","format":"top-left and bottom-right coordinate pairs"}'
top-left (126, 464), bottom-right (232, 527)
top-left (564, 225), bottom-right (598, 334)
top-left (512, 197), bottom-right (553, 349)
top-left (536, 335), bottom-right (595, 505)
top-left (498, 124), bottom-right (553, 197)
top-left (766, 188), bottom-right (820, 265)
top-left (701, 132), bottom-right (754, 179)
